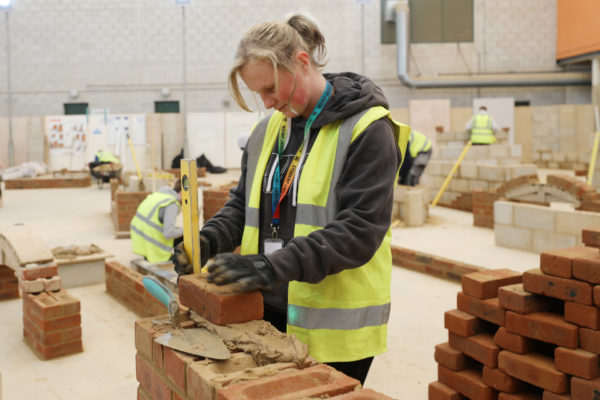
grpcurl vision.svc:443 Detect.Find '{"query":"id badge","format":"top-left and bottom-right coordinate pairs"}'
top-left (264, 238), bottom-right (283, 254)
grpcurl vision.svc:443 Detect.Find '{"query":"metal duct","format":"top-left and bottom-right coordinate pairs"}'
top-left (390, 0), bottom-right (591, 88)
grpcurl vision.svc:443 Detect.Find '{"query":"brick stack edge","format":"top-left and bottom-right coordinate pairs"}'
top-left (18, 263), bottom-right (83, 360)
top-left (4, 173), bottom-right (91, 189)
top-left (133, 271), bottom-right (392, 399)
top-left (0, 265), bottom-right (19, 299)
top-left (429, 227), bottom-right (600, 399)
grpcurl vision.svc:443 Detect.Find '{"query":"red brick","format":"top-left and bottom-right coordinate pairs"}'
top-left (444, 309), bottom-right (485, 337)
top-left (178, 274), bottom-right (263, 325)
top-left (136, 353), bottom-right (172, 400)
top-left (498, 350), bottom-right (569, 394)
top-left (493, 327), bottom-right (535, 354)
top-left (428, 381), bottom-right (467, 400)
top-left (564, 301), bottom-right (600, 329)
top-left (435, 342), bottom-right (471, 371)
top-left (523, 268), bottom-right (593, 305)
top-left (457, 292), bottom-right (505, 325)
top-left (134, 318), bottom-right (172, 364)
top-left (216, 364), bottom-right (359, 400)
top-left (498, 391), bottom-right (543, 400)
top-left (328, 388), bottom-right (395, 399)
top-left (23, 315), bottom-right (81, 346)
top-left (482, 365), bottom-right (524, 393)
top-left (595, 285), bottom-right (600, 307)
top-left (23, 330), bottom-right (83, 360)
top-left (573, 253), bottom-right (600, 284)
top-left (498, 283), bottom-right (555, 314)
top-left (23, 290), bottom-right (80, 320)
top-left (20, 264), bottom-right (58, 280)
top-left (580, 328), bottom-right (600, 354)
top-left (570, 376), bottom-right (600, 399)
top-left (540, 246), bottom-right (597, 278)
top-left (164, 347), bottom-right (200, 394)
top-left (554, 347), bottom-right (600, 379)
top-left (23, 307), bottom-right (81, 331)
top-left (437, 365), bottom-right (496, 400)
top-left (448, 332), bottom-right (499, 368)
top-left (462, 269), bottom-right (522, 299)
top-left (542, 391), bottom-right (571, 400)
top-left (505, 311), bottom-right (578, 348)
top-left (582, 227), bottom-right (600, 248)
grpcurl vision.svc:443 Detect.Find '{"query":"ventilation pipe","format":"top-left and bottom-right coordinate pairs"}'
top-left (387, 0), bottom-right (591, 88)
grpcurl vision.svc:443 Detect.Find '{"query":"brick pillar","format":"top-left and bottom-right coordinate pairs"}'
top-left (472, 189), bottom-right (501, 228)
top-left (0, 265), bottom-right (19, 300)
top-left (203, 187), bottom-right (231, 224)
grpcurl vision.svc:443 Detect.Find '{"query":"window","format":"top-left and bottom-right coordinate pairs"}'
top-left (64, 103), bottom-right (88, 115)
top-left (515, 100), bottom-right (530, 107)
top-left (409, 0), bottom-right (473, 43)
top-left (154, 101), bottom-right (180, 113)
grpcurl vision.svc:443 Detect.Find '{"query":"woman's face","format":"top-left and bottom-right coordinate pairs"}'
top-left (240, 58), bottom-right (309, 118)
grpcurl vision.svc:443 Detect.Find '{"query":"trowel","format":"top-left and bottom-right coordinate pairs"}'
top-left (142, 275), bottom-right (230, 360)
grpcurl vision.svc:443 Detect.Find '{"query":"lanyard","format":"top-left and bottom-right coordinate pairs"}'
top-left (271, 80), bottom-right (333, 233)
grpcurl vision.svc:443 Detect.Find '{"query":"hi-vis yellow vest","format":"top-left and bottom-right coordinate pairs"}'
top-left (409, 130), bottom-right (432, 158)
top-left (96, 150), bottom-right (120, 164)
top-left (130, 192), bottom-right (180, 263)
top-left (470, 114), bottom-right (496, 144)
top-left (241, 106), bottom-right (410, 362)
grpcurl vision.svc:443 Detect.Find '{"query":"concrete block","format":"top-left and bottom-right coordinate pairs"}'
top-left (510, 145), bottom-right (523, 158)
top-left (555, 209), bottom-right (600, 236)
top-left (405, 189), bottom-right (426, 227)
top-left (440, 146), bottom-right (463, 160)
top-left (506, 164), bottom-right (537, 180)
top-left (459, 163), bottom-right (478, 179)
top-left (478, 165), bottom-right (506, 182)
top-left (450, 178), bottom-right (469, 193)
top-left (513, 203), bottom-right (554, 232)
top-left (494, 201), bottom-right (513, 226)
top-left (469, 180), bottom-right (489, 191)
top-left (427, 161), bottom-right (442, 176)
top-left (532, 230), bottom-right (577, 254)
top-left (495, 224), bottom-right (532, 251)
top-left (488, 145), bottom-right (510, 159)
top-left (440, 161), bottom-right (455, 176)
top-left (475, 159), bottom-right (498, 166)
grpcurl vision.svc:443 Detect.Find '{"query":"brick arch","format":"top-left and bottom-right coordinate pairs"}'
top-left (473, 174), bottom-right (600, 228)
top-left (0, 225), bottom-right (54, 270)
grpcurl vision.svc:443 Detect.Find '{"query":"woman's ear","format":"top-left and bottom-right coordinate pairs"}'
top-left (295, 51), bottom-right (310, 69)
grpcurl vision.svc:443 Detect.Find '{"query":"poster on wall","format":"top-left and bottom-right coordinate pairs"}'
top-left (47, 117), bottom-right (87, 155)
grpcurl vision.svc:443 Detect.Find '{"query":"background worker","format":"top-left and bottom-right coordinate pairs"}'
top-left (131, 180), bottom-right (183, 263)
top-left (398, 129), bottom-right (432, 186)
top-left (172, 13), bottom-right (409, 384)
top-left (465, 105), bottom-right (499, 145)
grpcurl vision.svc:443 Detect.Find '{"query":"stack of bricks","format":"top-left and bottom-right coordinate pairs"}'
top-left (3, 171), bottom-right (91, 189)
top-left (111, 188), bottom-right (151, 236)
top-left (19, 263), bottom-right (83, 360)
top-left (0, 265), bottom-right (18, 300)
top-left (429, 227), bottom-right (600, 399)
top-left (203, 183), bottom-right (236, 224)
top-left (135, 273), bottom-right (393, 400)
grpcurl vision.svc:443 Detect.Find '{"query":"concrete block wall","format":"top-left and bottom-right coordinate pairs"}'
top-left (429, 238), bottom-right (600, 398)
top-left (494, 201), bottom-right (600, 253)
top-left (3, 171), bottom-right (91, 189)
top-left (393, 185), bottom-right (429, 227)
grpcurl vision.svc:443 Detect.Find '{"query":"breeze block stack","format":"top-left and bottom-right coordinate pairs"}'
top-left (429, 227), bottom-right (600, 399)
top-left (135, 273), bottom-right (393, 400)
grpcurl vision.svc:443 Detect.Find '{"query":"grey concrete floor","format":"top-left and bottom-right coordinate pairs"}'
top-left (0, 170), bottom-right (544, 399)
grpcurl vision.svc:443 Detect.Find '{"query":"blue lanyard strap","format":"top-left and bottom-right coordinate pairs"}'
top-left (271, 80), bottom-right (333, 228)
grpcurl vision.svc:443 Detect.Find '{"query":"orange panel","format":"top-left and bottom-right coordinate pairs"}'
top-left (557, 0), bottom-right (600, 60)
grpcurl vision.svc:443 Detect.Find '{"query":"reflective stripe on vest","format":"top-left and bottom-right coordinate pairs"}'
top-left (470, 114), bottom-right (496, 144)
top-left (409, 130), bottom-right (432, 158)
top-left (241, 106), bottom-right (410, 362)
top-left (130, 192), bottom-right (179, 263)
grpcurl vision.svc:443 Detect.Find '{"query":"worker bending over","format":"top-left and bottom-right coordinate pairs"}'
top-left (131, 180), bottom-right (183, 263)
top-left (398, 129), bottom-right (432, 186)
top-left (465, 106), bottom-right (499, 145)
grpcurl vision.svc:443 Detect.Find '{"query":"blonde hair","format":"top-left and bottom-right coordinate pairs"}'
top-left (228, 13), bottom-right (328, 111)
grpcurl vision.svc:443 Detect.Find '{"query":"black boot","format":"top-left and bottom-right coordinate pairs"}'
top-left (196, 154), bottom-right (227, 174)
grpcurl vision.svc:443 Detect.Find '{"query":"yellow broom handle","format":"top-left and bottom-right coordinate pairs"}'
top-left (431, 141), bottom-right (472, 207)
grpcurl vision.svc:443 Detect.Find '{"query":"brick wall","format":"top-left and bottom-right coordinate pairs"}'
top-left (391, 246), bottom-right (484, 282)
top-left (0, 265), bottom-right (19, 300)
top-left (429, 230), bottom-right (600, 398)
top-left (203, 185), bottom-right (235, 224)
top-left (105, 260), bottom-right (167, 318)
top-left (4, 172), bottom-right (91, 189)
top-left (111, 190), bottom-right (151, 235)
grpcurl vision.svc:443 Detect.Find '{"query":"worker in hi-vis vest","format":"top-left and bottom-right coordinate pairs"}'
top-left (465, 106), bottom-right (499, 145)
top-left (398, 129), bottom-right (432, 186)
top-left (171, 13), bottom-right (410, 385)
top-left (130, 180), bottom-right (183, 263)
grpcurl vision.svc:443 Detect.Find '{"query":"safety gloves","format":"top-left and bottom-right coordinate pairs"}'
top-left (172, 233), bottom-right (212, 277)
top-left (206, 253), bottom-right (277, 293)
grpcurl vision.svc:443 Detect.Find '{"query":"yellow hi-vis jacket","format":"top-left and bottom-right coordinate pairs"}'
top-left (95, 150), bottom-right (120, 164)
top-left (409, 130), bottom-right (432, 158)
top-left (240, 106), bottom-right (410, 362)
top-left (130, 192), bottom-right (180, 263)
top-left (470, 114), bottom-right (496, 144)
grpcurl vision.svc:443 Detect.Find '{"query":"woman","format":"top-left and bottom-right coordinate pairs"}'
top-left (173, 13), bottom-right (409, 384)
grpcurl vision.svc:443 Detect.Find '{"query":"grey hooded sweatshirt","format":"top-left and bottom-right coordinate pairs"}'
top-left (201, 72), bottom-right (403, 311)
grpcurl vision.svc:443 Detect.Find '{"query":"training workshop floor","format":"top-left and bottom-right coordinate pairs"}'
top-left (0, 169), bottom-right (543, 400)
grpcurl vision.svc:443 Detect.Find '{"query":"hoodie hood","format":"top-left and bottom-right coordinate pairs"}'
top-left (311, 72), bottom-right (390, 128)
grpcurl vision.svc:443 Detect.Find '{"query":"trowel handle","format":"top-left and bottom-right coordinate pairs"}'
top-left (142, 275), bottom-right (175, 309)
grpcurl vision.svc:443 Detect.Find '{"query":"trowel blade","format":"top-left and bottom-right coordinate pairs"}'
top-left (155, 328), bottom-right (230, 360)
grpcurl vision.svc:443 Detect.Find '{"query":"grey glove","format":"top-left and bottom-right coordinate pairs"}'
top-left (206, 253), bottom-right (277, 293)
top-left (171, 233), bottom-right (211, 276)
